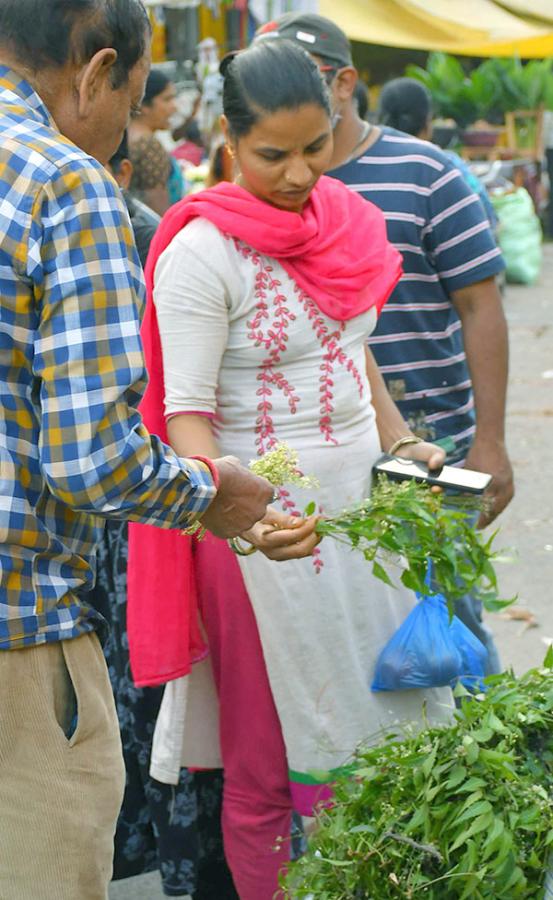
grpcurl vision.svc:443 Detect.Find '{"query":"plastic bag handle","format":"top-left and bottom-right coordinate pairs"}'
top-left (425, 557), bottom-right (434, 588)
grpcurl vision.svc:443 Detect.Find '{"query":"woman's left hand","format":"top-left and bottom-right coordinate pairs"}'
top-left (241, 507), bottom-right (322, 562)
top-left (393, 439), bottom-right (446, 472)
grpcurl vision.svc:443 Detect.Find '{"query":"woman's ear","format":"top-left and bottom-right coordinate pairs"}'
top-left (75, 47), bottom-right (118, 118)
top-left (219, 114), bottom-right (229, 141)
top-left (219, 114), bottom-right (235, 157)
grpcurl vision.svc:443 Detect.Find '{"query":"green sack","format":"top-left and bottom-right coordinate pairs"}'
top-left (490, 186), bottom-right (542, 285)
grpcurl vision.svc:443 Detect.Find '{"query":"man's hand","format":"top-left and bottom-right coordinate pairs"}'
top-left (241, 508), bottom-right (322, 561)
top-left (464, 439), bottom-right (514, 529)
top-left (199, 456), bottom-right (273, 538)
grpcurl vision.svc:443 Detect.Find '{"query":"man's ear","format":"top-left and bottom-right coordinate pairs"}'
top-left (76, 47), bottom-right (118, 117)
top-left (334, 66), bottom-right (358, 102)
top-left (117, 158), bottom-right (133, 190)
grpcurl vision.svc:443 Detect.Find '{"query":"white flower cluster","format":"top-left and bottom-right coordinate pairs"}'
top-left (249, 443), bottom-right (319, 489)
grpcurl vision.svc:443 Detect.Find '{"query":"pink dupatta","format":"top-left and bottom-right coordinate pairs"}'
top-left (127, 175), bottom-right (402, 687)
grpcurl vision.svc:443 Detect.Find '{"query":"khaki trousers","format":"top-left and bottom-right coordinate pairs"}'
top-left (0, 632), bottom-right (125, 899)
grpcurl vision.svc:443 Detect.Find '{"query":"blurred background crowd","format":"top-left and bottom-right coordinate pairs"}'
top-left (133, 0), bottom-right (553, 288)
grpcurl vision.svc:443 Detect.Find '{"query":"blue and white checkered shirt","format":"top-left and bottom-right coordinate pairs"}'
top-left (0, 67), bottom-right (216, 649)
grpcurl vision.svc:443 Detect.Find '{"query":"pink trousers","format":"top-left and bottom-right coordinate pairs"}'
top-left (195, 535), bottom-right (293, 900)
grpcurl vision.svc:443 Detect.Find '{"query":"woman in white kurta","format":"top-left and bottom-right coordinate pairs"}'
top-left (138, 41), bottom-right (453, 900)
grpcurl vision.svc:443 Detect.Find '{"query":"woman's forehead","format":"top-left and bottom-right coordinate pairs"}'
top-left (245, 103), bottom-right (330, 143)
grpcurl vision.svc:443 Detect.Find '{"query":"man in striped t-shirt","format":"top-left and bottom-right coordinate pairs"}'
top-left (334, 128), bottom-right (505, 465)
top-left (256, 14), bottom-right (513, 672)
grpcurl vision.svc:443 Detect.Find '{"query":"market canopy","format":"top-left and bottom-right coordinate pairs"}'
top-left (318, 0), bottom-right (553, 58)
top-left (496, 0), bottom-right (553, 26)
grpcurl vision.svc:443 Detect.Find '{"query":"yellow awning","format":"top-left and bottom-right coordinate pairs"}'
top-left (318, 0), bottom-right (485, 51)
top-left (399, 0), bottom-right (550, 41)
top-left (318, 0), bottom-right (553, 58)
top-left (495, 0), bottom-right (553, 27)
top-left (460, 31), bottom-right (553, 57)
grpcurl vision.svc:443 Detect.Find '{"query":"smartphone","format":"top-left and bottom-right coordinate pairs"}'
top-left (372, 454), bottom-right (492, 494)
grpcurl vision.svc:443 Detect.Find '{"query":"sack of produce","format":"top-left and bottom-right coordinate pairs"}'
top-left (491, 186), bottom-right (542, 285)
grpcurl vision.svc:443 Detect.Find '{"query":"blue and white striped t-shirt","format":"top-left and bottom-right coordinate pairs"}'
top-left (329, 127), bottom-right (505, 463)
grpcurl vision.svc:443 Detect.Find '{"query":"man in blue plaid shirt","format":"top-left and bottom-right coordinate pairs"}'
top-left (0, 2), bottom-right (278, 895)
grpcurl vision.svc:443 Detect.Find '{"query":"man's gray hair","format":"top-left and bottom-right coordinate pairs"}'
top-left (0, 0), bottom-right (150, 86)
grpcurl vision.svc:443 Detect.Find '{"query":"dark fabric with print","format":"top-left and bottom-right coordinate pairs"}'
top-left (88, 520), bottom-right (238, 898)
top-left (124, 191), bottom-right (161, 269)
top-left (129, 134), bottom-right (171, 192)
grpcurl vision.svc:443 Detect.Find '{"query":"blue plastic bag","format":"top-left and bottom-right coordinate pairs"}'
top-left (448, 614), bottom-right (489, 691)
top-left (371, 588), bottom-right (488, 692)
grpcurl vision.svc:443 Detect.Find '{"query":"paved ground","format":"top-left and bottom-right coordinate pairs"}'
top-left (487, 243), bottom-right (553, 674)
top-left (109, 249), bottom-right (553, 899)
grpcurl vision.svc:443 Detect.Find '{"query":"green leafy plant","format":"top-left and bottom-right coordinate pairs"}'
top-left (406, 53), bottom-right (478, 129)
top-left (284, 653), bottom-right (553, 899)
top-left (250, 445), bottom-right (511, 614)
top-left (476, 57), bottom-right (553, 120)
top-left (407, 53), bottom-right (553, 128)
top-left (315, 476), bottom-right (508, 614)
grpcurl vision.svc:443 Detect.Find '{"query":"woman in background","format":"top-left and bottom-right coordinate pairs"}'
top-left (128, 69), bottom-right (185, 215)
top-left (377, 76), bottom-right (497, 225)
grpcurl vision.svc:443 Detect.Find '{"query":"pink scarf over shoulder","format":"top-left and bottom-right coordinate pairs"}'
top-left (127, 176), bottom-right (402, 687)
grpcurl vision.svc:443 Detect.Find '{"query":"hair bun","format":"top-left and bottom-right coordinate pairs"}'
top-left (219, 51), bottom-right (239, 78)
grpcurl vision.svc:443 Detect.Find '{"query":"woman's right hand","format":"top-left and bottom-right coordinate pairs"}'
top-left (241, 507), bottom-right (322, 561)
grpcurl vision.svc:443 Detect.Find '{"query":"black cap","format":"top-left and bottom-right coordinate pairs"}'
top-left (255, 13), bottom-right (352, 70)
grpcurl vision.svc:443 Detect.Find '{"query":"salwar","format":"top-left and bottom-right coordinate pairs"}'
top-left (195, 535), bottom-right (293, 900)
top-left (0, 632), bottom-right (125, 900)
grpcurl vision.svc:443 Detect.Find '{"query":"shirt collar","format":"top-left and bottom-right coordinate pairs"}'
top-left (0, 64), bottom-right (58, 131)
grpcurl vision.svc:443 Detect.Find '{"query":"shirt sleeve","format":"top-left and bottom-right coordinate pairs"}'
top-left (28, 160), bottom-right (216, 527)
top-left (423, 162), bottom-right (505, 294)
top-left (153, 225), bottom-right (230, 418)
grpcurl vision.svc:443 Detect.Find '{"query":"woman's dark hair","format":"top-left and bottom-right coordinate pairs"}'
top-left (142, 68), bottom-right (171, 106)
top-left (183, 120), bottom-right (204, 147)
top-left (0, 0), bottom-right (150, 88)
top-left (220, 40), bottom-right (331, 138)
top-left (377, 77), bottom-right (432, 138)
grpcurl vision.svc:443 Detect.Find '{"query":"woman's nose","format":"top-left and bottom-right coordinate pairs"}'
top-left (284, 156), bottom-right (312, 187)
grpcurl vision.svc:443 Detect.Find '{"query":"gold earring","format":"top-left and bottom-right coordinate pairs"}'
top-left (226, 144), bottom-right (236, 160)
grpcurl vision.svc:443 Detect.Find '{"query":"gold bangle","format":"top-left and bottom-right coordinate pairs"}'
top-left (388, 435), bottom-right (423, 456)
top-left (227, 536), bottom-right (257, 556)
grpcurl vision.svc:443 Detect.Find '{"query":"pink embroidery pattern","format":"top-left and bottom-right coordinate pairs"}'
top-left (294, 286), bottom-right (364, 445)
top-left (233, 238), bottom-right (300, 457)
top-left (232, 238), bottom-right (365, 572)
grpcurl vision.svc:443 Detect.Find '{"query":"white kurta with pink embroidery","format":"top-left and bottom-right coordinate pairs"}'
top-left (153, 218), bottom-right (453, 802)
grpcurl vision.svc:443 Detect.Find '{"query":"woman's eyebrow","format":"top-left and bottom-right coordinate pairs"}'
top-left (256, 131), bottom-right (331, 154)
top-left (306, 131), bottom-right (331, 147)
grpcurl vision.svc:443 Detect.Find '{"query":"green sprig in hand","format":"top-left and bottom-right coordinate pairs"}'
top-left (249, 444), bottom-right (511, 615)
